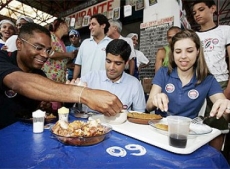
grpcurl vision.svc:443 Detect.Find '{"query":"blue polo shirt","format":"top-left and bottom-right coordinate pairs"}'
top-left (66, 45), bottom-right (78, 80)
top-left (81, 70), bottom-right (146, 112)
top-left (153, 67), bottom-right (222, 118)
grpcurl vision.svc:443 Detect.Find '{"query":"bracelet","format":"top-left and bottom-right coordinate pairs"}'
top-left (79, 86), bottom-right (86, 103)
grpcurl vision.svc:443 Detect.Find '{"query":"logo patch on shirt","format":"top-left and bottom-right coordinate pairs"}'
top-left (188, 89), bottom-right (199, 99)
top-left (212, 38), bottom-right (219, 45)
top-left (165, 83), bottom-right (175, 93)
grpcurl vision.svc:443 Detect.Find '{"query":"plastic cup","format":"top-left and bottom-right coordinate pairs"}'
top-left (167, 116), bottom-right (191, 148)
top-left (32, 110), bottom-right (45, 133)
top-left (58, 107), bottom-right (69, 122)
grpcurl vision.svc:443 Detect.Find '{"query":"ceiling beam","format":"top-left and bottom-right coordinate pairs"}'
top-left (0, 0), bottom-right (13, 10)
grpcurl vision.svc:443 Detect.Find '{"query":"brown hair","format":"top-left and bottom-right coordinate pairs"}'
top-left (49, 18), bottom-right (66, 32)
top-left (168, 29), bottom-right (210, 84)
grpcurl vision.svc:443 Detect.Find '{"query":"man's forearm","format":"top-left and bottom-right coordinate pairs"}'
top-left (4, 71), bottom-right (82, 103)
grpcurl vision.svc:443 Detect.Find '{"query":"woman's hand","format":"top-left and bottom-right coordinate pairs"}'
top-left (210, 99), bottom-right (230, 119)
top-left (152, 93), bottom-right (169, 112)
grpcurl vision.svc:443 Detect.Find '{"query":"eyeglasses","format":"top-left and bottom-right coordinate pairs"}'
top-left (20, 38), bottom-right (54, 56)
top-left (69, 34), bottom-right (79, 38)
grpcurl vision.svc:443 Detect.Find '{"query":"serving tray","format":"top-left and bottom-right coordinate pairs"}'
top-left (89, 114), bottom-right (221, 154)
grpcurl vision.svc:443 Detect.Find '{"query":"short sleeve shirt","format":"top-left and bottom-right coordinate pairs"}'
top-left (75, 36), bottom-right (112, 76)
top-left (196, 25), bottom-right (230, 82)
top-left (153, 67), bottom-right (222, 118)
top-left (0, 50), bottom-right (46, 128)
top-left (135, 49), bottom-right (149, 68)
top-left (80, 70), bottom-right (146, 112)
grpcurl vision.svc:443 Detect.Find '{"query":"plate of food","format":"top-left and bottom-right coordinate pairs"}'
top-left (148, 118), bottom-right (213, 136)
top-left (127, 111), bottom-right (162, 125)
top-left (50, 119), bottom-right (112, 146)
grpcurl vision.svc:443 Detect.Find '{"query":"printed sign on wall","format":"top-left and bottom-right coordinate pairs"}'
top-left (139, 16), bottom-right (174, 79)
top-left (65, 0), bottom-right (120, 29)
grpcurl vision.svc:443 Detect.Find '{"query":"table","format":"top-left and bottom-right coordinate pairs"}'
top-left (0, 120), bottom-right (229, 168)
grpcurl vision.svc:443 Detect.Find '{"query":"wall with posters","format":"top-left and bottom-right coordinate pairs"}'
top-left (138, 0), bottom-right (181, 80)
top-left (65, 0), bottom-right (120, 29)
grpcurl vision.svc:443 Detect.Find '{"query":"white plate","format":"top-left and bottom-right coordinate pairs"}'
top-left (148, 118), bottom-right (212, 136)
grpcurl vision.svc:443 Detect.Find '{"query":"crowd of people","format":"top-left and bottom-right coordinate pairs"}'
top-left (0, 0), bottom-right (230, 156)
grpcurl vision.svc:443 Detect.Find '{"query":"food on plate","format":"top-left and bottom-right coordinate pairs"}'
top-left (51, 119), bottom-right (107, 137)
top-left (128, 112), bottom-right (162, 120)
top-left (155, 123), bottom-right (168, 131)
top-left (45, 113), bottom-right (56, 119)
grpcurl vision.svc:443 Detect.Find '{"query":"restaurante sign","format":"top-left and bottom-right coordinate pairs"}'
top-left (65, 0), bottom-right (120, 29)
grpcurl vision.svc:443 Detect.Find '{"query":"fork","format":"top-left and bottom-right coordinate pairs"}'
top-left (191, 116), bottom-right (209, 124)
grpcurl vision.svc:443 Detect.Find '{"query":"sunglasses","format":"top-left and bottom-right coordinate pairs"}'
top-left (69, 34), bottom-right (79, 38)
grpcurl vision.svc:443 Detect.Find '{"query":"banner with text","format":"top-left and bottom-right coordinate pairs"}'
top-left (65, 0), bottom-right (120, 29)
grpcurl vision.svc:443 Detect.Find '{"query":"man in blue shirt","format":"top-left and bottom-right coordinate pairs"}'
top-left (66, 29), bottom-right (81, 80)
top-left (78, 39), bottom-right (146, 112)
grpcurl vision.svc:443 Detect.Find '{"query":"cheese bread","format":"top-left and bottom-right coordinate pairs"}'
top-left (127, 112), bottom-right (162, 120)
top-left (155, 123), bottom-right (168, 131)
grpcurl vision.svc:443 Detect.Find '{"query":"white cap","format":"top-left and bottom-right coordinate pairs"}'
top-left (126, 33), bottom-right (138, 39)
top-left (16, 16), bottom-right (34, 24)
top-left (32, 110), bottom-right (45, 117)
top-left (0, 19), bottom-right (15, 28)
top-left (58, 107), bottom-right (69, 114)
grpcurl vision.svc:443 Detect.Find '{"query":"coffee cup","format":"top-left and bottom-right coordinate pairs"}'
top-left (167, 116), bottom-right (191, 148)
top-left (32, 110), bottom-right (45, 133)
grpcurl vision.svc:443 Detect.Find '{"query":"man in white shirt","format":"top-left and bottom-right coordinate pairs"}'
top-left (73, 14), bottom-right (111, 78)
top-left (192, 0), bottom-right (230, 151)
top-left (127, 33), bottom-right (150, 79)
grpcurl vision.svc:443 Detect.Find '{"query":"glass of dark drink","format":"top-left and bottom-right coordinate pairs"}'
top-left (167, 116), bottom-right (191, 148)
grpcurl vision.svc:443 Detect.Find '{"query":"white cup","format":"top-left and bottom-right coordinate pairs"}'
top-left (58, 107), bottom-right (69, 122)
top-left (32, 110), bottom-right (45, 133)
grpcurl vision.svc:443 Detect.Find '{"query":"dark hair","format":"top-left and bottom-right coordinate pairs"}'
top-left (191, 0), bottom-right (216, 7)
top-left (167, 26), bottom-right (181, 34)
top-left (168, 29), bottom-right (210, 84)
top-left (106, 39), bottom-right (131, 63)
top-left (19, 22), bottom-right (51, 39)
top-left (90, 14), bottom-right (110, 34)
top-left (49, 18), bottom-right (66, 32)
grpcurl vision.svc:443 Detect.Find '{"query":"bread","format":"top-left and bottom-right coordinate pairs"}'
top-left (127, 112), bottom-right (162, 120)
top-left (155, 123), bottom-right (168, 131)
